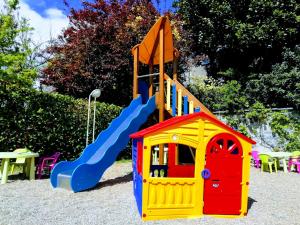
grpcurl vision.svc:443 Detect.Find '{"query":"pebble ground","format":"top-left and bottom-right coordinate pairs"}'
top-left (0, 162), bottom-right (299, 225)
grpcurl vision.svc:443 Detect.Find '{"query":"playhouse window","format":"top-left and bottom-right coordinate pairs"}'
top-left (167, 144), bottom-right (196, 178)
top-left (151, 144), bottom-right (168, 165)
top-left (177, 144), bottom-right (196, 165)
top-left (150, 144), bottom-right (168, 178)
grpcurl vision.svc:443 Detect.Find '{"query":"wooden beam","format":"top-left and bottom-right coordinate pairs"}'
top-left (133, 46), bottom-right (139, 98)
top-left (166, 78), bottom-right (171, 110)
top-left (173, 49), bottom-right (179, 80)
top-left (159, 22), bottom-right (165, 165)
top-left (159, 24), bottom-right (164, 122)
top-left (178, 89), bottom-right (182, 116)
top-left (173, 57), bottom-right (178, 81)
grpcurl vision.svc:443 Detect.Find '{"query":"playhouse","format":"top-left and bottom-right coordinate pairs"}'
top-left (130, 112), bottom-right (256, 221)
top-left (129, 16), bottom-right (256, 221)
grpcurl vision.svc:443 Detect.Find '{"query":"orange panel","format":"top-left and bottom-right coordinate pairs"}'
top-left (131, 16), bottom-right (174, 65)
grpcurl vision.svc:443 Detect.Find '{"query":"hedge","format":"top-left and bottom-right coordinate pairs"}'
top-left (0, 86), bottom-right (125, 161)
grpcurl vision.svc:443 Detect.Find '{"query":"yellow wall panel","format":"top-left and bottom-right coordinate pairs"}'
top-left (140, 116), bottom-right (253, 220)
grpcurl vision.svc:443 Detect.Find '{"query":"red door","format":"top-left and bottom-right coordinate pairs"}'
top-left (203, 133), bottom-right (243, 215)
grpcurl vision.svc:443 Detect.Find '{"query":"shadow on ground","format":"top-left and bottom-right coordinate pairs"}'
top-left (89, 172), bottom-right (133, 191)
top-left (0, 174), bottom-right (29, 183)
top-left (248, 197), bottom-right (257, 211)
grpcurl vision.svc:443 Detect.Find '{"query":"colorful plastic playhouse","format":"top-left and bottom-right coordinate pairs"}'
top-left (129, 17), bottom-right (256, 220)
top-left (50, 15), bottom-right (255, 221)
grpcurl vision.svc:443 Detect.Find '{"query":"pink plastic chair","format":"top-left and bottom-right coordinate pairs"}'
top-left (252, 151), bottom-right (261, 168)
top-left (36, 152), bottom-right (61, 179)
top-left (288, 156), bottom-right (300, 173)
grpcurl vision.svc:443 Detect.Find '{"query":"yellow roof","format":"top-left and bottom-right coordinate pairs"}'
top-left (132, 17), bottom-right (174, 65)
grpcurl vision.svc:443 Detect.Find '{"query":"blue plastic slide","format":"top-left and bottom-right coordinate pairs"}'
top-left (50, 95), bottom-right (156, 192)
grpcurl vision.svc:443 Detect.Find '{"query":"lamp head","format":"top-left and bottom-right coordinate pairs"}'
top-left (91, 89), bottom-right (101, 98)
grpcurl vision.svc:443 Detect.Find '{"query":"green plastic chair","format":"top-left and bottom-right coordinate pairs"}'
top-left (10, 148), bottom-right (31, 175)
top-left (259, 154), bottom-right (277, 173)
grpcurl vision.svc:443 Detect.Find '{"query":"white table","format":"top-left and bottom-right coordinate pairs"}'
top-left (259, 152), bottom-right (292, 173)
top-left (0, 152), bottom-right (39, 184)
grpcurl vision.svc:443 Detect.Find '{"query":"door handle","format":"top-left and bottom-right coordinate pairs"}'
top-left (201, 169), bottom-right (211, 179)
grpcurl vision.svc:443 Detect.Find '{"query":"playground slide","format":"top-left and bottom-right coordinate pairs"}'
top-left (50, 95), bottom-right (156, 192)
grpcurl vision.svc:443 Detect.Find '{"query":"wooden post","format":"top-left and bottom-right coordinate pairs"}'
top-left (159, 25), bottom-right (165, 122)
top-left (133, 46), bottom-right (139, 98)
top-left (149, 62), bottom-right (153, 97)
top-left (173, 57), bottom-right (178, 81)
top-left (159, 21), bottom-right (165, 165)
top-left (166, 78), bottom-right (171, 110)
top-left (173, 49), bottom-right (179, 80)
top-left (189, 101), bottom-right (194, 114)
top-left (178, 89), bottom-right (182, 116)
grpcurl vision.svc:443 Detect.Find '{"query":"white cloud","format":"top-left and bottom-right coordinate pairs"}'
top-left (45, 8), bottom-right (65, 18)
top-left (19, 1), bottom-right (69, 45)
top-left (0, 1), bottom-right (5, 11)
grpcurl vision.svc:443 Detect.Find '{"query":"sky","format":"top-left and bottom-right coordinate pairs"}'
top-left (0, 0), bottom-right (174, 45)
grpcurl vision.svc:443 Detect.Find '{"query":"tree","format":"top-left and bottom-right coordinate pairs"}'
top-left (42, 0), bottom-right (161, 105)
top-left (174, 0), bottom-right (299, 81)
top-left (188, 76), bottom-right (249, 112)
top-left (245, 46), bottom-right (300, 110)
top-left (0, 0), bottom-right (37, 88)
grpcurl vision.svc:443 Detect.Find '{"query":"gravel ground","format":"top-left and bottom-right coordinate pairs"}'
top-left (0, 162), bottom-right (299, 225)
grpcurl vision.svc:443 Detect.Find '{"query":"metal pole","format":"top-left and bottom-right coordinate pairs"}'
top-left (86, 94), bottom-right (92, 146)
top-left (137, 73), bottom-right (159, 78)
top-left (92, 96), bottom-right (97, 142)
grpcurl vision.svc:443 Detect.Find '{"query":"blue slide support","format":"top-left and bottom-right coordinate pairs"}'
top-left (50, 95), bottom-right (156, 192)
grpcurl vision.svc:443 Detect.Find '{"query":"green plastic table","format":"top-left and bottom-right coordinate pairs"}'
top-left (0, 152), bottom-right (39, 184)
top-left (259, 152), bottom-right (292, 173)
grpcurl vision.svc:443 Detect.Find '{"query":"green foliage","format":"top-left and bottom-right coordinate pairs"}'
top-left (188, 76), bottom-right (249, 112)
top-left (223, 115), bottom-right (249, 137)
top-left (270, 111), bottom-right (300, 152)
top-left (188, 76), bottom-right (221, 110)
top-left (246, 102), bottom-right (272, 125)
top-left (175, 0), bottom-right (299, 80)
top-left (0, 0), bottom-right (37, 88)
top-left (246, 46), bottom-right (300, 109)
top-left (0, 86), bottom-right (123, 160)
top-left (217, 80), bottom-right (249, 111)
top-left (221, 102), bottom-right (300, 152)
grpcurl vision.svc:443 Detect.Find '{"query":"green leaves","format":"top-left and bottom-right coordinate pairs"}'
top-left (270, 111), bottom-right (300, 152)
top-left (0, 0), bottom-right (37, 89)
top-left (0, 86), bottom-right (122, 160)
top-left (188, 76), bottom-right (249, 112)
top-left (245, 46), bottom-right (300, 110)
top-left (176, 0), bottom-right (299, 80)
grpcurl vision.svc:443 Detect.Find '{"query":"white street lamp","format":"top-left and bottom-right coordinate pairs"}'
top-left (86, 89), bottom-right (101, 146)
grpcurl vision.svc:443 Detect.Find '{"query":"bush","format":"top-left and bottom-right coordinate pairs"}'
top-left (188, 76), bottom-right (249, 112)
top-left (0, 86), bottom-right (123, 161)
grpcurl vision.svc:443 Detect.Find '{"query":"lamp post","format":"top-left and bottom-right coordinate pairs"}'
top-left (86, 89), bottom-right (101, 146)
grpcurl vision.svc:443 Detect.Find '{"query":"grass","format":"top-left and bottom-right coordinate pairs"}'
top-left (116, 159), bottom-right (132, 163)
